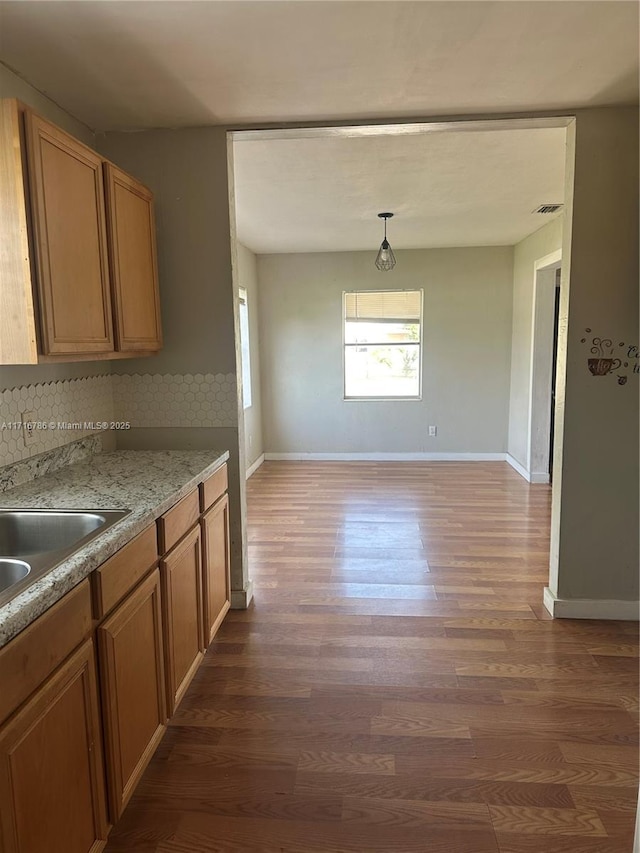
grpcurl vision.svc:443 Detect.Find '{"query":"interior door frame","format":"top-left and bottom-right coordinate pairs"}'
top-left (527, 249), bottom-right (562, 482)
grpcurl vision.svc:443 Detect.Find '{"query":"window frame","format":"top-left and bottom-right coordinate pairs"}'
top-left (342, 288), bottom-right (424, 402)
top-left (238, 286), bottom-right (252, 410)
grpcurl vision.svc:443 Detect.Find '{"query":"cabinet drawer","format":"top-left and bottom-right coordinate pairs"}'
top-left (92, 523), bottom-right (158, 619)
top-left (200, 463), bottom-right (228, 513)
top-left (157, 489), bottom-right (199, 555)
top-left (0, 579), bottom-right (92, 725)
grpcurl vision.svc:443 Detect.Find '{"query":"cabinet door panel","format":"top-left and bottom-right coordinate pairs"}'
top-left (97, 569), bottom-right (166, 821)
top-left (25, 112), bottom-right (113, 355)
top-left (161, 526), bottom-right (204, 714)
top-left (104, 164), bottom-right (162, 352)
top-left (201, 494), bottom-right (231, 646)
top-left (0, 640), bottom-right (108, 853)
top-left (0, 100), bottom-right (38, 364)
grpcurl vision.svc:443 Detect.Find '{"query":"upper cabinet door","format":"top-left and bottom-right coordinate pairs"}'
top-left (104, 164), bottom-right (162, 352)
top-left (24, 112), bottom-right (114, 355)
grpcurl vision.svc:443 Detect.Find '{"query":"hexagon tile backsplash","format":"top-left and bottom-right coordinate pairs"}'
top-left (0, 375), bottom-right (114, 465)
top-left (113, 373), bottom-right (237, 427)
top-left (1, 372), bottom-right (238, 466)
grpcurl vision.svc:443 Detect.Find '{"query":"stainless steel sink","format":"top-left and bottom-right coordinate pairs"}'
top-left (0, 508), bottom-right (130, 607)
top-left (0, 558), bottom-right (30, 594)
top-left (0, 510), bottom-right (118, 558)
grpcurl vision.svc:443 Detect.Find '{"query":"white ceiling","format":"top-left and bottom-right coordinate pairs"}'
top-left (0, 1), bottom-right (637, 131)
top-left (0, 1), bottom-right (627, 253)
top-left (233, 125), bottom-right (567, 253)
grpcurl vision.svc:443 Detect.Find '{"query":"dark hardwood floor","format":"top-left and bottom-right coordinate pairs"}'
top-left (105, 461), bottom-right (639, 852)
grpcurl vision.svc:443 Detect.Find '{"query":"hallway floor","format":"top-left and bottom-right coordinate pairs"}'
top-left (106, 461), bottom-right (639, 852)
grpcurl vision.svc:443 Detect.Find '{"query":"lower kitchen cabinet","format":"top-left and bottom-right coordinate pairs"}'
top-left (96, 568), bottom-right (166, 821)
top-left (0, 639), bottom-right (108, 853)
top-left (201, 493), bottom-right (231, 645)
top-left (0, 461), bottom-right (231, 849)
top-left (160, 525), bottom-right (204, 713)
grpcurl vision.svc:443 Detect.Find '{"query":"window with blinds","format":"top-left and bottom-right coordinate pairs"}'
top-left (343, 289), bottom-right (423, 399)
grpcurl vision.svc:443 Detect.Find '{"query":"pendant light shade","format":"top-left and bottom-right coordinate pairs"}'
top-left (375, 212), bottom-right (396, 271)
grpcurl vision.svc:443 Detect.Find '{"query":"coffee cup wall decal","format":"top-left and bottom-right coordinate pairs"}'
top-left (581, 330), bottom-right (637, 385)
top-left (590, 337), bottom-right (614, 357)
top-left (588, 358), bottom-right (621, 376)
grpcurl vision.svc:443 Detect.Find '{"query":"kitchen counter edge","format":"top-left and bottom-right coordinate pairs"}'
top-left (0, 449), bottom-right (230, 648)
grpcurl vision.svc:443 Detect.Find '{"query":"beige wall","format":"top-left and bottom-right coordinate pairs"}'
top-left (257, 247), bottom-right (514, 455)
top-left (0, 65), bottom-right (113, 467)
top-left (507, 218), bottom-right (564, 468)
top-left (0, 64), bottom-right (93, 143)
top-left (236, 243), bottom-right (264, 469)
top-left (549, 107), bottom-right (638, 604)
top-left (98, 128), bottom-right (237, 376)
top-left (99, 127), bottom-right (251, 606)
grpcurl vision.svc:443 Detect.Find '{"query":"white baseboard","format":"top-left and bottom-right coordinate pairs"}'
top-left (506, 455), bottom-right (551, 484)
top-left (544, 587), bottom-right (639, 620)
top-left (264, 452), bottom-right (507, 462)
top-left (506, 454), bottom-right (531, 481)
top-left (245, 453), bottom-right (265, 479)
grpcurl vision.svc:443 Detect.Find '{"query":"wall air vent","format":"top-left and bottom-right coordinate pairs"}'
top-left (533, 204), bottom-right (564, 214)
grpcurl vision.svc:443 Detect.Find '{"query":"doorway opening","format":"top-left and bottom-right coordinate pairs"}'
top-left (549, 269), bottom-right (561, 481)
top-left (528, 250), bottom-right (562, 483)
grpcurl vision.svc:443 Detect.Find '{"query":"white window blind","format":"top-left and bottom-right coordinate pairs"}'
top-left (344, 290), bottom-right (421, 323)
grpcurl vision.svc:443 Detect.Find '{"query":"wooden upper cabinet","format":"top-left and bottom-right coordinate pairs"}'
top-left (24, 111), bottom-right (114, 355)
top-left (0, 98), bottom-right (163, 364)
top-left (0, 100), bottom-right (38, 364)
top-left (104, 164), bottom-right (162, 352)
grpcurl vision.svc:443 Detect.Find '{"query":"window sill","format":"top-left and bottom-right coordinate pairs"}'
top-left (343, 396), bottom-right (423, 402)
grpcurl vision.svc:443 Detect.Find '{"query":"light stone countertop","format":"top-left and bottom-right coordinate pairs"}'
top-left (0, 450), bottom-right (229, 647)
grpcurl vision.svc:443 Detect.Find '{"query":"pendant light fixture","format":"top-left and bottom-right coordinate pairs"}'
top-left (375, 212), bottom-right (396, 271)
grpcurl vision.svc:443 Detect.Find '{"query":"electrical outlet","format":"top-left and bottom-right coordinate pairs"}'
top-left (21, 411), bottom-right (36, 447)
top-left (428, 425), bottom-right (437, 437)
